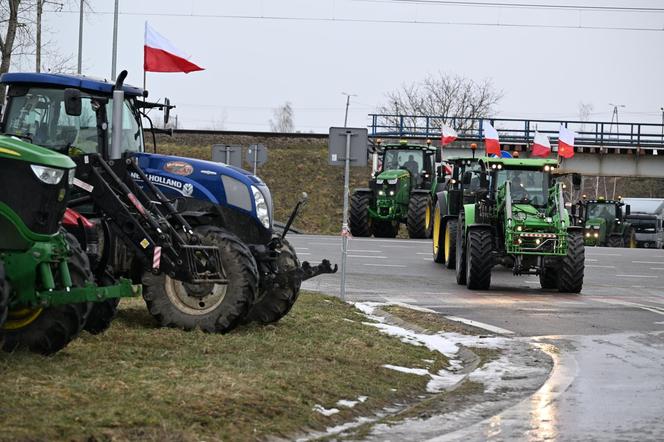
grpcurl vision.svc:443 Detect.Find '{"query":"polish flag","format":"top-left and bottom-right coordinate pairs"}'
top-left (558, 125), bottom-right (576, 158)
top-left (144, 23), bottom-right (204, 73)
top-left (531, 131), bottom-right (551, 157)
top-left (441, 124), bottom-right (458, 146)
top-left (483, 121), bottom-right (501, 156)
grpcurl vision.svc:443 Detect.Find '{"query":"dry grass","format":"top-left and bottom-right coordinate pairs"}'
top-left (0, 292), bottom-right (450, 442)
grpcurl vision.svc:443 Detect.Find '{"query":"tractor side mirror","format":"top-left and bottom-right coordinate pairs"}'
top-left (164, 97), bottom-right (171, 125)
top-left (572, 173), bottom-right (582, 190)
top-left (625, 205), bottom-right (630, 216)
top-left (571, 204), bottom-right (577, 216)
top-left (64, 88), bottom-right (82, 116)
top-left (462, 171), bottom-right (472, 185)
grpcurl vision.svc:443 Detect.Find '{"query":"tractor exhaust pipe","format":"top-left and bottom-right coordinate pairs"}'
top-left (110, 70), bottom-right (128, 160)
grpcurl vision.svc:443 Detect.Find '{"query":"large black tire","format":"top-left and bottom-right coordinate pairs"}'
top-left (0, 262), bottom-right (9, 328)
top-left (1, 233), bottom-right (91, 355)
top-left (455, 214), bottom-right (467, 285)
top-left (607, 235), bottom-right (623, 248)
top-left (372, 220), bottom-right (398, 238)
top-left (443, 219), bottom-right (458, 270)
top-left (539, 266), bottom-right (558, 290)
top-left (142, 226), bottom-right (258, 333)
top-left (466, 229), bottom-right (493, 290)
top-left (558, 231), bottom-right (584, 293)
top-left (407, 194), bottom-right (432, 239)
top-left (243, 239), bottom-right (301, 324)
top-left (432, 201), bottom-right (445, 263)
top-left (349, 193), bottom-right (372, 237)
top-left (83, 289), bottom-right (120, 334)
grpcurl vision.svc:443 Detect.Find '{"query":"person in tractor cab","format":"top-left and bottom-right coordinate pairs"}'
top-left (403, 154), bottom-right (420, 177)
top-left (511, 176), bottom-right (529, 201)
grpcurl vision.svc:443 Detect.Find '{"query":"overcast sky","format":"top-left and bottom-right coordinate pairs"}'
top-left (40, 0), bottom-right (664, 132)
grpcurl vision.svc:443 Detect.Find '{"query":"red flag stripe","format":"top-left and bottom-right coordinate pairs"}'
top-left (144, 46), bottom-right (204, 73)
top-left (485, 138), bottom-right (501, 156)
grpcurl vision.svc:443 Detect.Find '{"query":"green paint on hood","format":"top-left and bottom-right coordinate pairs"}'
top-left (0, 135), bottom-right (75, 169)
top-left (513, 204), bottom-right (541, 215)
top-left (377, 169), bottom-right (410, 180)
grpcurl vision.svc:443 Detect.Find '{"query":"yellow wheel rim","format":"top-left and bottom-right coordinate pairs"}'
top-left (444, 222), bottom-right (452, 262)
top-left (3, 307), bottom-right (43, 330)
top-left (433, 205), bottom-right (441, 255)
top-left (425, 203), bottom-right (431, 230)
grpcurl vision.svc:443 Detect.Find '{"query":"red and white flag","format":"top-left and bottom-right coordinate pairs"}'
top-left (483, 121), bottom-right (500, 156)
top-left (144, 22), bottom-right (204, 73)
top-left (441, 124), bottom-right (458, 146)
top-left (558, 125), bottom-right (576, 158)
top-left (531, 131), bottom-right (551, 157)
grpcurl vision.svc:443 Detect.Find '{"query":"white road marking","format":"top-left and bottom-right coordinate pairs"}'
top-left (586, 265), bottom-right (616, 268)
top-left (615, 274), bottom-right (658, 278)
top-left (295, 247), bottom-right (309, 250)
top-left (297, 252), bottom-right (311, 256)
top-left (363, 263), bottom-right (406, 267)
top-left (586, 253), bottom-right (621, 256)
top-left (586, 259), bottom-right (598, 262)
top-left (444, 316), bottom-right (515, 335)
top-left (348, 249), bottom-right (382, 253)
top-left (632, 261), bottom-right (664, 264)
top-left (416, 252), bottom-right (431, 255)
top-left (349, 255), bottom-right (387, 259)
top-left (651, 268), bottom-right (664, 270)
top-left (592, 298), bottom-right (664, 316)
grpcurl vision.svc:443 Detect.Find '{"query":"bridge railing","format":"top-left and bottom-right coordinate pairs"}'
top-left (368, 114), bottom-right (664, 149)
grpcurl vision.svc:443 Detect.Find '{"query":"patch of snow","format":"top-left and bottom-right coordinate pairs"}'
top-left (369, 322), bottom-right (460, 356)
top-left (342, 318), bottom-right (355, 323)
top-left (427, 369), bottom-right (466, 393)
top-left (358, 395), bottom-right (368, 402)
top-left (337, 399), bottom-right (359, 408)
top-left (422, 358), bottom-right (435, 364)
top-left (313, 404), bottom-right (340, 416)
top-left (382, 364), bottom-right (430, 376)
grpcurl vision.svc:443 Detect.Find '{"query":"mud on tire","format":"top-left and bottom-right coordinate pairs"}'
top-left (243, 239), bottom-right (301, 324)
top-left (142, 226), bottom-right (257, 333)
top-left (407, 193), bottom-right (432, 239)
top-left (466, 229), bottom-right (493, 290)
top-left (1, 232), bottom-right (92, 355)
top-left (349, 192), bottom-right (372, 237)
top-left (558, 230), bottom-right (584, 293)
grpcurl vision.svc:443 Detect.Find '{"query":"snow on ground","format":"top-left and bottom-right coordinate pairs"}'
top-left (313, 404), bottom-right (340, 416)
top-left (336, 395), bottom-right (368, 408)
top-left (383, 364), bottom-right (430, 376)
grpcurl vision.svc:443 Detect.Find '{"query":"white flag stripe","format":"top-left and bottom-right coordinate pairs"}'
top-left (533, 131), bottom-right (551, 148)
top-left (484, 121), bottom-right (499, 140)
top-left (442, 124), bottom-right (457, 138)
top-left (559, 125), bottom-right (576, 146)
top-left (145, 22), bottom-right (188, 58)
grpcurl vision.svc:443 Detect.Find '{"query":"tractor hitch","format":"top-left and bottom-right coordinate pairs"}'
top-left (297, 259), bottom-right (338, 283)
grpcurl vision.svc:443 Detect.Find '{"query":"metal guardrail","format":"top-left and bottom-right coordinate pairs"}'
top-left (369, 114), bottom-right (664, 149)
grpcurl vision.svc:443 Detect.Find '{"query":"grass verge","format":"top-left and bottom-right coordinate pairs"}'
top-left (0, 292), bottom-right (453, 442)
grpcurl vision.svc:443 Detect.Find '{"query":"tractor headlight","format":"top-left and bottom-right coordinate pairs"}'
top-left (586, 232), bottom-right (591, 237)
top-left (378, 190), bottom-right (385, 196)
top-left (516, 225), bottom-right (523, 232)
top-left (387, 179), bottom-right (398, 185)
top-left (251, 185), bottom-right (270, 228)
top-left (389, 190), bottom-right (395, 196)
top-left (546, 217), bottom-right (553, 223)
top-left (594, 233), bottom-right (599, 238)
top-left (31, 165), bottom-right (65, 185)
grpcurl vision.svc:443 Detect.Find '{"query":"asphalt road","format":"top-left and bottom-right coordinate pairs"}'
top-left (291, 234), bottom-right (664, 441)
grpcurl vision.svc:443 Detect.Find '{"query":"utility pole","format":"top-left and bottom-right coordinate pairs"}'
top-left (342, 92), bottom-right (356, 128)
top-left (36, 0), bottom-right (42, 72)
top-left (660, 107), bottom-right (663, 143)
top-left (608, 103), bottom-right (626, 138)
top-left (111, 0), bottom-right (119, 80)
top-left (77, 0), bottom-right (84, 74)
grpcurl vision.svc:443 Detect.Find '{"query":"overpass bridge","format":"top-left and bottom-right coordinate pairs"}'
top-left (368, 114), bottom-right (664, 178)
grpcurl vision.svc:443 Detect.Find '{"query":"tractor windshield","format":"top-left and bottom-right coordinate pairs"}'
top-left (495, 169), bottom-right (549, 207)
top-left (383, 149), bottom-right (424, 177)
top-left (2, 87), bottom-right (143, 155)
top-left (586, 203), bottom-right (618, 221)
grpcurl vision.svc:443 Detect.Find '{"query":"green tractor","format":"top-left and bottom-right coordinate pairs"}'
top-left (574, 197), bottom-right (636, 248)
top-left (350, 140), bottom-right (441, 238)
top-left (0, 136), bottom-right (135, 354)
top-left (432, 156), bottom-right (481, 267)
top-left (455, 157), bottom-right (584, 293)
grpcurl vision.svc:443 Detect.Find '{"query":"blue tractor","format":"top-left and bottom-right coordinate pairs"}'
top-left (0, 70), bottom-right (336, 333)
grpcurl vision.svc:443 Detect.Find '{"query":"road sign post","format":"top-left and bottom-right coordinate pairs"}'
top-left (246, 144), bottom-right (268, 175)
top-left (329, 127), bottom-right (368, 301)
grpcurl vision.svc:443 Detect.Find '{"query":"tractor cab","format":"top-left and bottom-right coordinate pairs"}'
top-left (378, 140), bottom-right (438, 188)
top-left (482, 158), bottom-right (558, 209)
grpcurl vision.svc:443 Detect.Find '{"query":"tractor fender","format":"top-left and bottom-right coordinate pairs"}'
top-left (462, 203), bottom-right (477, 231)
top-left (353, 188), bottom-right (372, 196)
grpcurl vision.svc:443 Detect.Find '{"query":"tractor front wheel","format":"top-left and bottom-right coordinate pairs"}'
top-left (455, 214), bottom-right (467, 285)
top-left (466, 229), bottom-right (493, 290)
top-left (607, 235), bottom-right (623, 248)
top-left (372, 220), bottom-right (398, 238)
top-left (444, 219), bottom-right (458, 270)
top-left (349, 193), bottom-right (372, 237)
top-left (558, 231), bottom-right (584, 293)
top-left (0, 262), bottom-right (9, 328)
top-left (142, 226), bottom-right (257, 333)
top-left (407, 194), bottom-right (432, 239)
top-left (432, 201), bottom-right (445, 263)
top-left (243, 239), bottom-right (301, 324)
top-left (1, 233), bottom-right (91, 355)
top-left (83, 273), bottom-right (120, 335)
top-left (539, 266), bottom-right (558, 290)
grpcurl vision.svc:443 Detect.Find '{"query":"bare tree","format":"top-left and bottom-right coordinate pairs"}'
top-left (377, 72), bottom-right (502, 133)
top-left (269, 102), bottom-right (294, 133)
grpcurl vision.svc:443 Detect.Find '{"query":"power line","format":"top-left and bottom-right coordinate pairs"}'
top-left (53, 9), bottom-right (664, 32)
top-left (358, 0), bottom-right (664, 13)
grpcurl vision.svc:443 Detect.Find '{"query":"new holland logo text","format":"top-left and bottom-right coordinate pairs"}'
top-left (131, 172), bottom-right (193, 196)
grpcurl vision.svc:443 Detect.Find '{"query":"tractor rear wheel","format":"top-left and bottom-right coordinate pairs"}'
top-left (607, 235), bottom-right (623, 248)
top-left (407, 194), bottom-right (432, 239)
top-left (558, 231), bottom-right (584, 293)
top-left (539, 266), bottom-right (558, 290)
top-left (0, 263), bottom-right (9, 328)
top-left (243, 239), bottom-right (301, 324)
top-left (455, 214), bottom-right (467, 285)
top-left (83, 272), bottom-right (120, 335)
top-left (432, 201), bottom-right (445, 263)
top-left (349, 193), bottom-right (372, 237)
top-left (466, 229), bottom-right (493, 290)
top-left (444, 219), bottom-right (458, 269)
top-left (142, 226), bottom-right (258, 333)
top-left (1, 233), bottom-right (91, 355)
top-left (372, 220), bottom-right (398, 238)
